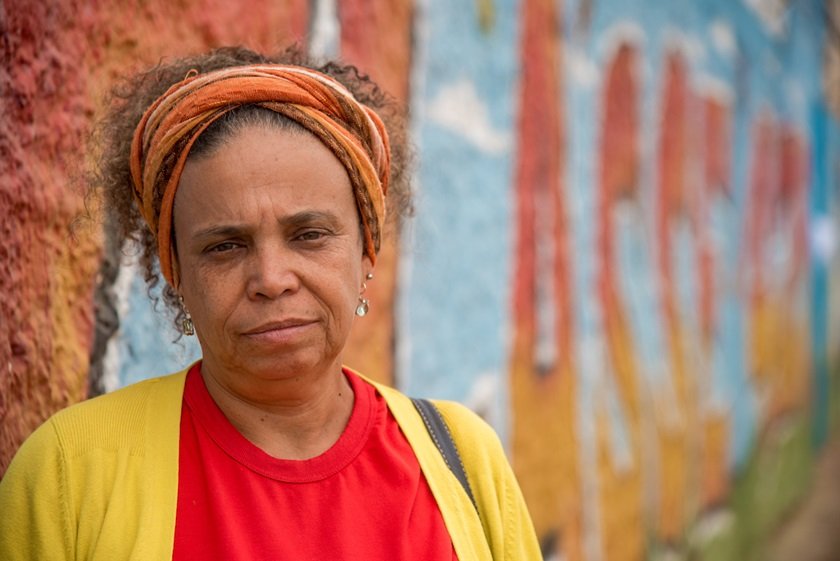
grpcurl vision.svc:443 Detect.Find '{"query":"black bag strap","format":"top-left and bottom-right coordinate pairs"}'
top-left (411, 398), bottom-right (479, 514)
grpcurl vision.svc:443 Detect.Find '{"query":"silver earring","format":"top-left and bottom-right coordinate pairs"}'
top-left (355, 297), bottom-right (370, 317)
top-left (179, 296), bottom-right (195, 336)
top-left (355, 277), bottom-right (371, 317)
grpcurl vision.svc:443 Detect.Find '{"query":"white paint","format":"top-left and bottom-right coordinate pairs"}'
top-left (395, 217), bottom-right (417, 392)
top-left (595, 22), bottom-right (646, 96)
top-left (465, 371), bottom-right (501, 428)
top-left (598, 21), bottom-right (645, 59)
top-left (309, 0), bottom-right (341, 60)
top-left (688, 508), bottom-right (735, 547)
top-left (785, 80), bottom-right (808, 122)
top-left (682, 34), bottom-right (708, 63)
top-left (604, 378), bottom-right (635, 474)
top-left (534, 162), bottom-right (559, 373)
top-left (742, 0), bottom-right (789, 36)
top-left (100, 246), bottom-right (140, 393)
top-left (653, 547), bottom-right (688, 561)
top-left (693, 74), bottom-right (735, 105)
top-left (710, 20), bottom-right (737, 58)
top-left (565, 45), bottom-right (599, 89)
top-left (662, 27), bottom-right (707, 65)
top-left (812, 214), bottom-right (838, 263)
top-left (426, 78), bottom-right (511, 155)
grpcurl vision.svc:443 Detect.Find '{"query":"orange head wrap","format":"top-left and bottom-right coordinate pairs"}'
top-left (129, 64), bottom-right (391, 288)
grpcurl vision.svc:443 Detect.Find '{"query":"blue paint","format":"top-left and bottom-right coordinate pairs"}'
top-left (397, 0), bottom-right (521, 442)
top-left (115, 265), bottom-right (201, 387)
top-left (810, 100), bottom-right (832, 448)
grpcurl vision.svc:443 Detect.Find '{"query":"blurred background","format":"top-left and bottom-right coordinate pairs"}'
top-left (2, 0), bottom-right (839, 559)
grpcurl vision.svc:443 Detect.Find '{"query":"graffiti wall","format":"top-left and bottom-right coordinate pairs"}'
top-left (3, 1), bottom-right (839, 560)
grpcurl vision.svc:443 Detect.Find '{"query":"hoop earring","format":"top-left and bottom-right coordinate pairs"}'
top-left (179, 295), bottom-right (195, 336)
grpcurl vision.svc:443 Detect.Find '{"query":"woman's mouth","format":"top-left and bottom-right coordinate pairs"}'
top-left (241, 319), bottom-right (317, 344)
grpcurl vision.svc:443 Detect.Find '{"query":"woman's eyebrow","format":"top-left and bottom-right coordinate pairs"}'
top-left (191, 211), bottom-right (341, 240)
top-left (191, 224), bottom-right (248, 241)
top-left (282, 210), bottom-right (341, 228)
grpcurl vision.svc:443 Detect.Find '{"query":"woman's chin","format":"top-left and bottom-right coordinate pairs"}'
top-left (229, 345), bottom-right (338, 381)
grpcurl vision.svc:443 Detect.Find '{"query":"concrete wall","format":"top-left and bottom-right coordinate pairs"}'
top-left (3, 1), bottom-right (839, 560)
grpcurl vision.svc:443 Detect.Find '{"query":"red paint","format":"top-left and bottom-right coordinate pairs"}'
top-left (0, 0), bottom-right (313, 476)
top-left (744, 114), bottom-right (780, 301)
top-left (745, 123), bottom-right (809, 296)
top-left (780, 128), bottom-right (810, 287)
top-left (512, 0), bottom-right (571, 366)
top-left (657, 53), bottom-right (694, 334)
top-left (597, 43), bottom-right (640, 349)
top-left (1, 0), bottom-right (100, 475)
top-left (339, 0), bottom-right (414, 102)
top-left (699, 97), bottom-right (731, 340)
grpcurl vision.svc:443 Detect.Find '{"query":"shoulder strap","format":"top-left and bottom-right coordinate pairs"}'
top-left (410, 398), bottom-right (479, 513)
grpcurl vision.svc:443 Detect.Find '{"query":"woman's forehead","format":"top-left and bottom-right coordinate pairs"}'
top-left (173, 126), bottom-right (356, 230)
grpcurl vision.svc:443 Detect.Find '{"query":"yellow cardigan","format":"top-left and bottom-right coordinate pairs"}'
top-left (0, 367), bottom-right (541, 560)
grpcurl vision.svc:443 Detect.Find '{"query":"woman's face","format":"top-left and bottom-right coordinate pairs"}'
top-left (173, 125), bottom-right (371, 388)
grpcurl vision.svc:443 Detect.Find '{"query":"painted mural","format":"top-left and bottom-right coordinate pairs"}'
top-left (3, 1), bottom-right (839, 560)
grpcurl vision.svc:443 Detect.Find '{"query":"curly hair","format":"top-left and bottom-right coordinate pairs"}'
top-left (89, 45), bottom-right (412, 333)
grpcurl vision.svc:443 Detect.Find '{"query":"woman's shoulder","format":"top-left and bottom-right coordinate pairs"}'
top-left (358, 374), bottom-right (504, 460)
top-left (425, 399), bottom-right (506, 463)
top-left (428, 399), bottom-right (496, 434)
top-left (0, 370), bottom-right (189, 560)
top-left (348, 370), bottom-right (506, 470)
top-left (27, 369), bottom-right (188, 456)
top-left (55, 370), bottom-right (186, 422)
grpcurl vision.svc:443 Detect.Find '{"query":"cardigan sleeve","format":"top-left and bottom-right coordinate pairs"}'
top-left (0, 420), bottom-right (73, 561)
top-left (434, 400), bottom-right (544, 561)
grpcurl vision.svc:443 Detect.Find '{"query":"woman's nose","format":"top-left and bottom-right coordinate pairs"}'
top-left (246, 243), bottom-right (300, 300)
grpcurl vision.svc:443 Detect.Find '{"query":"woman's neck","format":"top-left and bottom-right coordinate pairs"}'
top-left (199, 362), bottom-right (355, 460)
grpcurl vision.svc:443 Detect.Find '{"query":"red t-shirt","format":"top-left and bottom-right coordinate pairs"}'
top-left (173, 364), bottom-right (457, 560)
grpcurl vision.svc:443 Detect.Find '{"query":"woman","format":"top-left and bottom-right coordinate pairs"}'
top-left (0, 47), bottom-right (541, 560)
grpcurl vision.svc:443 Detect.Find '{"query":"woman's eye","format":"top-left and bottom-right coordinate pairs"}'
top-left (207, 242), bottom-right (239, 253)
top-left (297, 230), bottom-right (325, 242)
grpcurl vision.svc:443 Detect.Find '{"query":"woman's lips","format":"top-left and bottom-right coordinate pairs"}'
top-left (241, 319), bottom-right (317, 344)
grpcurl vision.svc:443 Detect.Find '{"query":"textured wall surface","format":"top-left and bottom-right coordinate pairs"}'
top-left (1, 0), bottom-right (101, 475)
top-left (1, 0), bottom-right (312, 470)
top-left (3, 1), bottom-right (839, 560)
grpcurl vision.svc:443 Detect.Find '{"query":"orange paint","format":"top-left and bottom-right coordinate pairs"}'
top-left (698, 95), bottom-right (733, 509)
top-left (699, 97), bottom-right (731, 342)
top-left (655, 52), bottom-right (699, 540)
top-left (338, 0), bottom-right (414, 385)
top-left (743, 115), bottom-right (812, 421)
top-left (510, 0), bottom-right (581, 558)
top-left (594, 42), bottom-right (646, 558)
